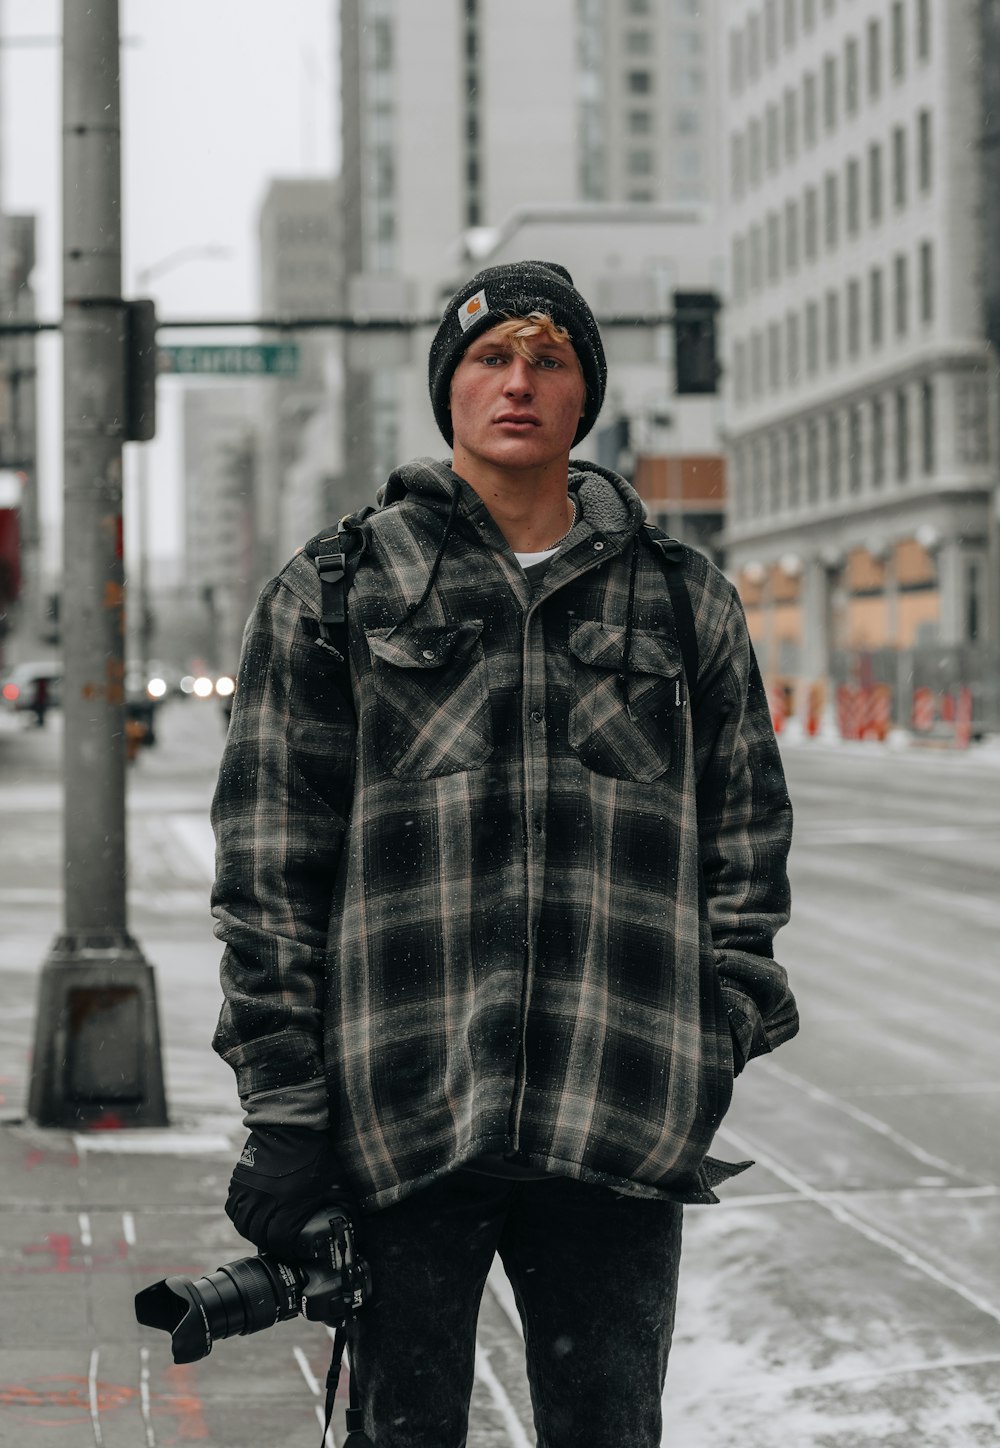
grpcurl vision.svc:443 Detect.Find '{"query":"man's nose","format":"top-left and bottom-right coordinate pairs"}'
top-left (503, 356), bottom-right (535, 396)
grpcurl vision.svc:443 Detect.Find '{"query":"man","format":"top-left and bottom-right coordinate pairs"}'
top-left (212, 261), bottom-right (797, 1446)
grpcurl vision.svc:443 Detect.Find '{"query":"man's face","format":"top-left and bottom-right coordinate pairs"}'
top-left (448, 327), bottom-right (587, 473)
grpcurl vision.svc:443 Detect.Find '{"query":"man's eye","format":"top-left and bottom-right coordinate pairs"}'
top-left (481, 354), bottom-right (504, 366)
top-left (537, 357), bottom-right (561, 369)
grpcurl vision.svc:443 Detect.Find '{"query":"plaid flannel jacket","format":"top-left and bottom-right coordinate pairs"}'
top-left (211, 458), bottom-right (797, 1210)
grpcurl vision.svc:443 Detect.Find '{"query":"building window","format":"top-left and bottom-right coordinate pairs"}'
top-left (787, 427), bottom-right (802, 509)
top-left (786, 309), bottom-right (801, 382)
top-left (848, 405), bottom-right (863, 492)
top-left (752, 439), bottom-right (765, 515)
top-left (769, 432), bottom-right (784, 512)
top-left (894, 252), bottom-right (909, 336)
top-left (845, 36), bottom-right (859, 115)
top-left (628, 0), bottom-right (652, 10)
top-left (872, 396), bottom-right (886, 486)
top-left (766, 102), bottom-right (781, 173)
top-left (783, 86), bottom-right (799, 161)
top-left (807, 418), bottom-right (821, 503)
top-left (767, 211), bottom-right (782, 284)
top-left (868, 141), bottom-right (883, 225)
top-left (733, 339), bottom-right (748, 405)
top-left (627, 70), bottom-right (653, 93)
top-left (918, 109), bottom-right (932, 192)
top-left (733, 234), bottom-right (747, 304)
top-left (806, 299), bottom-right (820, 375)
top-left (895, 388), bottom-right (909, 480)
top-left (372, 16), bottom-right (393, 68)
top-left (803, 0), bottom-right (817, 34)
top-left (921, 379), bottom-right (934, 474)
top-left (765, 0), bottom-right (779, 63)
top-left (823, 53), bottom-right (838, 132)
top-left (847, 277), bottom-right (861, 357)
top-left (750, 223), bottom-right (763, 291)
top-left (768, 321), bottom-right (782, 391)
top-left (891, 1), bottom-right (905, 80)
top-left (731, 131), bottom-right (746, 198)
top-left (626, 29), bottom-right (652, 53)
top-left (870, 266), bottom-right (884, 347)
top-left (827, 412), bottom-right (842, 499)
top-left (751, 330), bottom-right (764, 398)
top-left (825, 289), bottom-right (840, 367)
top-left (747, 10), bottom-right (762, 79)
top-left (675, 108), bottom-right (700, 135)
top-left (892, 125), bottom-right (907, 208)
top-left (804, 185), bottom-right (819, 260)
top-left (785, 197), bottom-right (800, 271)
top-left (784, 0), bottom-right (798, 48)
top-left (916, 0), bottom-right (931, 61)
top-left (824, 171), bottom-right (839, 249)
top-left (919, 240), bottom-right (933, 324)
top-left (867, 18), bottom-right (882, 100)
top-left (846, 156), bottom-right (861, 235)
top-left (956, 374), bottom-right (990, 464)
top-left (729, 27), bottom-right (745, 93)
top-left (629, 110), bottom-right (653, 135)
top-left (628, 149), bottom-right (654, 175)
top-left (749, 117), bottom-right (763, 186)
top-left (803, 71), bottom-right (818, 147)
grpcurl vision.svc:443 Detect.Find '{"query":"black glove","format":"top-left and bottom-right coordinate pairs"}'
top-left (226, 1124), bottom-right (352, 1260)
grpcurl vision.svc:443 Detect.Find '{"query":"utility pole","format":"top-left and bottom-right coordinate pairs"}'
top-left (28, 0), bottom-right (166, 1127)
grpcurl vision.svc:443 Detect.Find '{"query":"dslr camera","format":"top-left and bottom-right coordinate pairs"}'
top-left (135, 1206), bottom-right (371, 1364)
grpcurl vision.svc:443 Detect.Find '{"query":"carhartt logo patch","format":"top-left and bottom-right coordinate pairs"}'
top-left (240, 1143), bottom-right (256, 1167)
top-left (458, 289), bottom-right (489, 332)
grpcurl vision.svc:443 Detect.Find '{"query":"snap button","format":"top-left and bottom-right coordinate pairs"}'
top-left (421, 649), bottom-right (436, 660)
top-left (593, 540), bottom-right (605, 551)
top-left (530, 710), bottom-right (543, 724)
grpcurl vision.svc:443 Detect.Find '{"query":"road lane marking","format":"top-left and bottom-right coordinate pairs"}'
top-left (78, 1212), bottom-right (92, 1248)
top-left (474, 1345), bottom-right (532, 1448)
top-left (122, 1212), bottom-right (136, 1246)
top-left (164, 814), bottom-right (217, 883)
top-left (761, 1059), bottom-right (979, 1182)
top-left (88, 1347), bottom-right (104, 1446)
top-left (139, 1347), bottom-right (156, 1447)
top-left (719, 1124), bottom-right (1000, 1327)
top-left (73, 1131), bottom-right (231, 1155)
top-left (292, 1347), bottom-right (336, 1448)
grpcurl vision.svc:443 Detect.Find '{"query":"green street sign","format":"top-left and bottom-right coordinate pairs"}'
top-left (159, 343), bottom-right (300, 377)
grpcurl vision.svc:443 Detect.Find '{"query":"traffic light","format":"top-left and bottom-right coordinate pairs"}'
top-left (673, 291), bottom-right (720, 395)
top-left (124, 298), bottom-right (158, 442)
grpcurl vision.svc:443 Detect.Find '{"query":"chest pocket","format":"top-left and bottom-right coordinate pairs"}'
top-left (568, 620), bottom-right (682, 782)
top-left (364, 621), bottom-right (492, 779)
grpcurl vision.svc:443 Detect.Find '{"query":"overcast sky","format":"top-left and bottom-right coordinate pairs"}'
top-left (3, 0), bottom-right (338, 566)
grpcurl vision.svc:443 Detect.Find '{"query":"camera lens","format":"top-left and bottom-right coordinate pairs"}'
top-left (135, 1255), bottom-right (304, 1364)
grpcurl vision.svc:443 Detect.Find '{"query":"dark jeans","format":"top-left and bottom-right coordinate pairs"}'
top-left (349, 1170), bottom-right (684, 1447)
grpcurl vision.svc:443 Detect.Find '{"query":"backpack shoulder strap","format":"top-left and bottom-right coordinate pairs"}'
top-left (640, 523), bottom-right (699, 698)
top-left (300, 512), bottom-right (372, 663)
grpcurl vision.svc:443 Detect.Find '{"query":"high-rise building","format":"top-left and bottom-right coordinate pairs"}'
top-left (721, 0), bottom-right (997, 728)
top-left (338, 0), bottom-right (721, 488)
top-left (256, 177), bottom-right (343, 579)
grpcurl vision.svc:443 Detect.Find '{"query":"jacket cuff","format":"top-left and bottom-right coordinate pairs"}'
top-left (720, 985), bottom-right (765, 1066)
top-left (240, 1076), bottom-right (329, 1131)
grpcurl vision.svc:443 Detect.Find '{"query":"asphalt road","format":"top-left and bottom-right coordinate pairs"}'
top-left (1, 703), bottom-right (998, 1445)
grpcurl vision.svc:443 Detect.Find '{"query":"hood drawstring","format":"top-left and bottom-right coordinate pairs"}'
top-left (388, 482), bottom-right (462, 634)
top-left (618, 539), bottom-right (641, 719)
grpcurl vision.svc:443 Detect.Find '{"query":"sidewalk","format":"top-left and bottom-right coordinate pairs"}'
top-left (0, 706), bottom-right (360, 1447)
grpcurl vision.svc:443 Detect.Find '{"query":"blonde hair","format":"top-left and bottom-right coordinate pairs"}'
top-left (493, 311), bottom-right (572, 362)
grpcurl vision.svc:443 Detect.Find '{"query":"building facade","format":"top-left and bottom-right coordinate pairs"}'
top-left (338, 0), bottom-right (721, 491)
top-left (721, 0), bottom-right (998, 731)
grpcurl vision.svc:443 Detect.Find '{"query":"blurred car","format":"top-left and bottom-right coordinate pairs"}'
top-left (1, 660), bottom-right (63, 718)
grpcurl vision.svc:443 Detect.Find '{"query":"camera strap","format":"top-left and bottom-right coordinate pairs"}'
top-left (322, 1323), bottom-right (371, 1446)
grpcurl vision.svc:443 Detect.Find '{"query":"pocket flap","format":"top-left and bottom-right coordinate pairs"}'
top-left (569, 620), bottom-right (680, 678)
top-left (365, 621), bottom-right (484, 670)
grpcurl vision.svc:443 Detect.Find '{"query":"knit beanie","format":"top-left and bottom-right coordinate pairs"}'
top-left (428, 260), bottom-right (607, 447)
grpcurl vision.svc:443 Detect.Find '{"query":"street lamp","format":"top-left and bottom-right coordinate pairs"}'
top-left (131, 245), bottom-right (230, 679)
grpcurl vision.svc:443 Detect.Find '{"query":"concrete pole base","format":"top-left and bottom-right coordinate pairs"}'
top-left (28, 932), bottom-right (168, 1128)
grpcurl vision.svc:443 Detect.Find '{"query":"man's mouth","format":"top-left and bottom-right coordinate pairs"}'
top-left (494, 413), bottom-right (540, 427)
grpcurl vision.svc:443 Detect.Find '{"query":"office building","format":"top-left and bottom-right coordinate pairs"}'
top-left (721, 0), bottom-right (996, 724)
